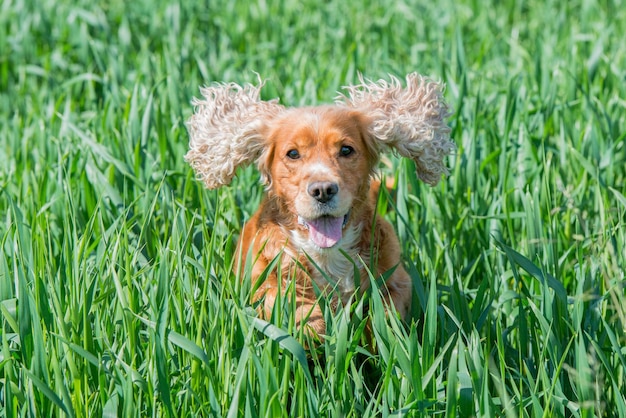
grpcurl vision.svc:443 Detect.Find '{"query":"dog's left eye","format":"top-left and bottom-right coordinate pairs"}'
top-left (340, 146), bottom-right (354, 157)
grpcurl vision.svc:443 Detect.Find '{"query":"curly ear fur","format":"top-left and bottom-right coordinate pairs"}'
top-left (338, 73), bottom-right (454, 186)
top-left (185, 82), bottom-right (284, 189)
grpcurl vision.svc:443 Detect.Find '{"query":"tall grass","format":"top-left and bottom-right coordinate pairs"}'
top-left (1, 0), bottom-right (625, 416)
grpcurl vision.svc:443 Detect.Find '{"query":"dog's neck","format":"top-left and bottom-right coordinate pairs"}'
top-left (288, 221), bottom-right (366, 303)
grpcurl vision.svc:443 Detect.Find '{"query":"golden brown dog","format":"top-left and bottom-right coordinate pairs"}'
top-left (186, 73), bottom-right (453, 337)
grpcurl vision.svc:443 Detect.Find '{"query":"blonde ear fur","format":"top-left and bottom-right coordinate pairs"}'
top-left (338, 73), bottom-right (454, 186)
top-left (185, 82), bottom-right (284, 189)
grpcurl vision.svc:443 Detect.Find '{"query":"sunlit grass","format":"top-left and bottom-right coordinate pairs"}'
top-left (1, 0), bottom-right (625, 416)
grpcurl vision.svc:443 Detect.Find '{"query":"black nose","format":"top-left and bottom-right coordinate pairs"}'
top-left (308, 181), bottom-right (338, 203)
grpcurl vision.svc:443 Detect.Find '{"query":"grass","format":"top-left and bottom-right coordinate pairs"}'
top-left (1, 0), bottom-right (625, 416)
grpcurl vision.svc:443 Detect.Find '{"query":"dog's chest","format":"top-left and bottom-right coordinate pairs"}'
top-left (289, 224), bottom-right (368, 301)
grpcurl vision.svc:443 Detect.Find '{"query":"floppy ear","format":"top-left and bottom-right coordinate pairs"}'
top-left (185, 81), bottom-right (285, 189)
top-left (338, 73), bottom-right (454, 186)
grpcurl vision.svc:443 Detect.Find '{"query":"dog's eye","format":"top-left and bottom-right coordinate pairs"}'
top-left (286, 149), bottom-right (300, 159)
top-left (340, 146), bottom-right (354, 157)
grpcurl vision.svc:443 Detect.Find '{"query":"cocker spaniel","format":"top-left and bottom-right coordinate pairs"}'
top-left (186, 73), bottom-right (453, 337)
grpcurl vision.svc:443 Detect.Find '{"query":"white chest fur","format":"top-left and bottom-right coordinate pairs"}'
top-left (288, 223), bottom-right (368, 302)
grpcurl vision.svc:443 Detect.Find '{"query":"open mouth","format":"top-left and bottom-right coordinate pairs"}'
top-left (298, 212), bottom-right (350, 248)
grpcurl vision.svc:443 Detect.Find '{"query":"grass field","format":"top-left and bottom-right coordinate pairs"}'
top-left (1, 0), bottom-right (625, 416)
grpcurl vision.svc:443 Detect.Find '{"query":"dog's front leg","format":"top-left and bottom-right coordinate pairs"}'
top-left (250, 269), bottom-right (326, 340)
top-left (293, 297), bottom-right (325, 339)
top-left (382, 267), bottom-right (412, 319)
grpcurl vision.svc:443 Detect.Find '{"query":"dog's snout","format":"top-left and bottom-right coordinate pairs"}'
top-left (308, 181), bottom-right (338, 203)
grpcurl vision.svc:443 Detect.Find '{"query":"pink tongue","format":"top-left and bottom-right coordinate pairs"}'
top-left (307, 216), bottom-right (344, 248)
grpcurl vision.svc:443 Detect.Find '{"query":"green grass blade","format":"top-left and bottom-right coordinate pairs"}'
top-left (250, 316), bottom-right (312, 385)
top-left (23, 367), bottom-right (75, 418)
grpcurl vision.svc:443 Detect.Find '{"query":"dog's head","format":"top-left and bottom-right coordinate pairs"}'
top-left (258, 106), bottom-right (378, 248)
top-left (185, 74), bottom-right (454, 249)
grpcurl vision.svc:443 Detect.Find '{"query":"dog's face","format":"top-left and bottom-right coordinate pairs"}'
top-left (259, 107), bottom-right (378, 249)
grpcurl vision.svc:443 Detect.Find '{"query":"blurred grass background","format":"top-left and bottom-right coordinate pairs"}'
top-left (1, 0), bottom-right (625, 416)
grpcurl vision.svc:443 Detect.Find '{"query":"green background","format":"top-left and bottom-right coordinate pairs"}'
top-left (1, 0), bottom-right (625, 416)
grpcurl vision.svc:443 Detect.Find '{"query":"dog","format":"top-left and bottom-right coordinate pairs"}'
top-left (185, 73), bottom-right (453, 337)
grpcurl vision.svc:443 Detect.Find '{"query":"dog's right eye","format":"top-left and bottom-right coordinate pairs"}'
top-left (340, 146), bottom-right (354, 157)
top-left (286, 149), bottom-right (300, 159)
